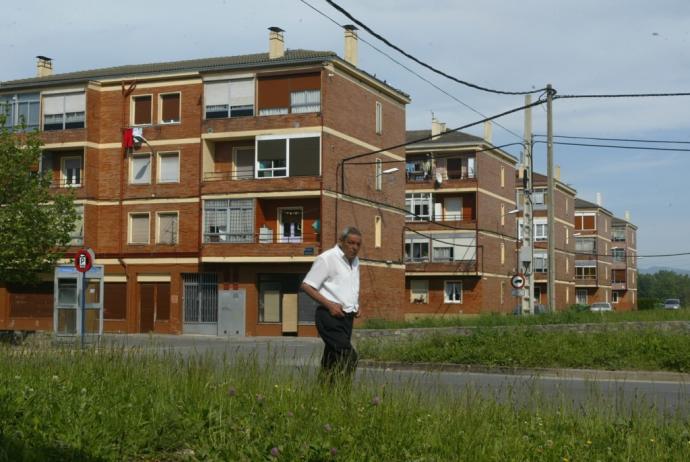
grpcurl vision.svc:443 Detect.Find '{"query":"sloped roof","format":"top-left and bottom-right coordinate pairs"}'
top-left (1, 50), bottom-right (336, 90)
top-left (575, 197), bottom-right (613, 216)
top-left (613, 216), bottom-right (638, 229)
top-left (406, 129), bottom-right (484, 146)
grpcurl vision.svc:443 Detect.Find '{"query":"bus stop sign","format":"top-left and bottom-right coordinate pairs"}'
top-left (74, 248), bottom-right (95, 273)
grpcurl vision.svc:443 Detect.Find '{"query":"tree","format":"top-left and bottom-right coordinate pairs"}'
top-left (0, 116), bottom-right (77, 285)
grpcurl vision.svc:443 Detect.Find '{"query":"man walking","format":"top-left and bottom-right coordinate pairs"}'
top-left (301, 226), bottom-right (361, 382)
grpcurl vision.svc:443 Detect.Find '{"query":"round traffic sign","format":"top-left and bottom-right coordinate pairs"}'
top-left (511, 273), bottom-right (525, 289)
top-left (74, 248), bottom-right (94, 273)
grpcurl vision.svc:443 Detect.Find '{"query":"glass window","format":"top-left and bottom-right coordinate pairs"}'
top-left (204, 199), bottom-right (254, 243)
top-left (534, 253), bottom-right (547, 272)
top-left (256, 139), bottom-right (287, 178)
top-left (158, 212), bottom-right (178, 245)
top-left (255, 136), bottom-right (320, 178)
top-left (410, 280), bottom-right (428, 304)
top-left (576, 289), bottom-right (588, 305)
top-left (43, 92), bottom-right (86, 131)
top-left (444, 280), bottom-right (462, 303)
top-left (62, 157), bottom-right (82, 187)
top-left (57, 278), bottom-right (78, 306)
top-left (405, 240), bottom-right (429, 262)
top-left (576, 238), bottom-right (596, 254)
top-left (70, 205), bottom-right (84, 246)
top-left (160, 93), bottom-right (180, 123)
top-left (204, 79), bottom-right (255, 119)
top-left (129, 213), bottom-right (150, 244)
top-left (290, 89), bottom-right (320, 113)
top-left (405, 193), bottom-right (432, 221)
top-left (612, 248), bottom-right (625, 262)
top-left (433, 246), bottom-right (454, 262)
top-left (534, 223), bottom-right (547, 241)
top-left (133, 95), bottom-right (152, 125)
top-left (131, 154), bottom-right (151, 184)
top-left (158, 152), bottom-right (179, 183)
top-left (0, 93), bottom-right (40, 130)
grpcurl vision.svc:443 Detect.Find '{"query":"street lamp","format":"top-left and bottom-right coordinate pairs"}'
top-left (378, 167), bottom-right (399, 176)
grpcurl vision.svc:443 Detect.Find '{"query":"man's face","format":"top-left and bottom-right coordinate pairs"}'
top-left (340, 233), bottom-right (362, 261)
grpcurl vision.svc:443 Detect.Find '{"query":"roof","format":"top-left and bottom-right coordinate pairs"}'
top-left (613, 216), bottom-right (638, 229)
top-left (405, 129), bottom-right (517, 164)
top-left (1, 50), bottom-right (409, 99)
top-left (575, 197), bottom-right (613, 216)
top-left (518, 171), bottom-right (577, 195)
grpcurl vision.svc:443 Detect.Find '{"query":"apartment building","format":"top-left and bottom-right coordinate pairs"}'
top-left (0, 27), bottom-right (410, 336)
top-left (611, 215), bottom-right (638, 310)
top-left (403, 120), bottom-right (518, 317)
top-left (574, 198), bottom-right (613, 306)
top-left (516, 172), bottom-right (577, 309)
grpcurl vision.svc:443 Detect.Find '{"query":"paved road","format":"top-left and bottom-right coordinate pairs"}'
top-left (89, 334), bottom-right (690, 415)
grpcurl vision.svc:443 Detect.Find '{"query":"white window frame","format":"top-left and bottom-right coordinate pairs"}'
top-left (576, 288), bottom-right (588, 305)
top-left (60, 155), bottom-right (83, 187)
top-left (129, 212), bottom-right (150, 245)
top-left (255, 133), bottom-right (320, 179)
top-left (158, 92), bottom-right (181, 124)
top-left (157, 151), bottom-right (180, 183)
top-left (534, 252), bottom-right (547, 273)
top-left (405, 192), bottom-right (433, 222)
top-left (156, 211), bottom-right (179, 245)
top-left (290, 89), bottom-right (321, 113)
top-left (375, 101), bottom-right (382, 135)
top-left (70, 204), bottom-right (84, 246)
top-left (42, 91), bottom-right (86, 131)
top-left (130, 94), bottom-right (153, 126)
top-left (130, 152), bottom-right (152, 184)
top-left (444, 280), bottom-right (462, 304)
top-left (0, 92), bottom-right (40, 130)
top-left (410, 279), bottom-right (429, 304)
top-left (405, 237), bottom-right (430, 263)
top-left (612, 291), bottom-right (620, 304)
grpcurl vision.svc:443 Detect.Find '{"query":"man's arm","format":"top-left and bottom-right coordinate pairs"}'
top-left (300, 282), bottom-right (345, 318)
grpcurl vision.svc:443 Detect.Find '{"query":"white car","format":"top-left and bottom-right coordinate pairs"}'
top-left (663, 299), bottom-right (681, 310)
top-left (590, 302), bottom-right (613, 312)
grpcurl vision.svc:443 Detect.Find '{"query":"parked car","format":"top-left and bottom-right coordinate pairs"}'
top-left (663, 298), bottom-right (681, 310)
top-left (590, 302), bottom-right (613, 312)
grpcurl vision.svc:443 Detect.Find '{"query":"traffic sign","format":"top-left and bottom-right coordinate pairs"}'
top-left (74, 248), bottom-right (95, 273)
top-left (511, 273), bottom-right (525, 289)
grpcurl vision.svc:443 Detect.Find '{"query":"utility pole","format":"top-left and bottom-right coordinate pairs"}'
top-left (546, 84), bottom-right (556, 312)
top-left (520, 95), bottom-right (534, 315)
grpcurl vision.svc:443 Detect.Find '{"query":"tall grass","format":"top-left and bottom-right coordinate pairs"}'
top-left (1, 345), bottom-right (689, 461)
top-left (360, 308), bottom-right (690, 330)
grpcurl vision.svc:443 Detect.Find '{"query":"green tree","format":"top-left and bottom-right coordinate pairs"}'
top-left (0, 117), bottom-right (77, 285)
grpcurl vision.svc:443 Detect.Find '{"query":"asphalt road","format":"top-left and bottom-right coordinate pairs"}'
top-left (90, 333), bottom-right (690, 416)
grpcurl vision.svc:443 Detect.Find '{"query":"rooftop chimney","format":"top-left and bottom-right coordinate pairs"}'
top-left (596, 192), bottom-right (602, 206)
top-left (555, 164), bottom-right (561, 180)
top-left (625, 210), bottom-right (631, 222)
top-left (483, 121), bottom-right (493, 144)
top-left (343, 25), bottom-right (358, 66)
top-left (268, 27), bottom-right (285, 59)
top-left (36, 55), bottom-right (53, 77)
top-left (431, 116), bottom-right (445, 138)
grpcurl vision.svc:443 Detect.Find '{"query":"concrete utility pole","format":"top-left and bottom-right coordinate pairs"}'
top-left (546, 84), bottom-right (556, 312)
top-left (520, 95), bottom-right (534, 315)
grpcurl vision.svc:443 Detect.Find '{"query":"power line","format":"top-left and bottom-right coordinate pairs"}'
top-left (533, 140), bottom-right (690, 153)
top-left (322, 0), bottom-right (546, 96)
top-left (555, 92), bottom-right (690, 100)
top-left (534, 134), bottom-right (690, 145)
top-left (345, 142), bottom-right (524, 165)
top-left (298, 0), bottom-right (524, 141)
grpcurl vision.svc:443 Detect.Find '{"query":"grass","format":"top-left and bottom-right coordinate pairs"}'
top-left (359, 308), bottom-right (690, 330)
top-left (1, 345), bottom-right (690, 461)
top-left (358, 328), bottom-right (690, 372)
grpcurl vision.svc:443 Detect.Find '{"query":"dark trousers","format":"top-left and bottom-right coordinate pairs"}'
top-left (315, 306), bottom-right (358, 382)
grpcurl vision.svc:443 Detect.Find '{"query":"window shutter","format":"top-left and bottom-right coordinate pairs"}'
top-left (131, 215), bottom-right (149, 243)
top-left (43, 94), bottom-right (65, 115)
top-left (288, 137), bottom-right (319, 176)
top-left (159, 153), bottom-right (179, 182)
top-left (133, 96), bottom-right (152, 125)
top-left (204, 82), bottom-right (229, 106)
top-left (229, 79), bottom-right (254, 107)
top-left (158, 213), bottom-right (178, 244)
top-left (64, 93), bottom-right (85, 112)
top-left (161, 94), bottom-right (180, 122)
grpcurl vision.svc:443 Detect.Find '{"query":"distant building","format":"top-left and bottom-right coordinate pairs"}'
top-left (611, 215), bottom-right (638, 310)
top-left (574, 197), bottom-right (614, 306)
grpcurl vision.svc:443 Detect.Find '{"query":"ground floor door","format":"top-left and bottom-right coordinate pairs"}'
top-left (139, 282), bottom-right (170, 333)
top-left (182, 273), bottom-right (218, 335)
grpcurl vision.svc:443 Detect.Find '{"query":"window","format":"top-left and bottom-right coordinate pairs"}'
top-left (157, 212), bottom-right (178, 245)
top-left (182, 273), bottom-right (218, 323)
top-left (575, 263), bottom-right (596, 280)
top-left (405, 193), bottom-right (432, 221)
top-left (374, 216), bottom-right (381, 248)
top-left (0, 92), bottom-right (40, 130)
top-left (159, 93), bottom-right (180, 124)
top-left (532, 189), bottom-right (546, 207)
top-left (575, 214), bottom-right (595, 230)
top-left (410, 280), bottom-right (428, 304)
top-left (132, 95), bottom-right (152, 125)
top-left (256, 135), bottom-right (320, 178)
top-left (129, 213), bottom-right (150, 244)
top-left (70, 205), bottom-right (84, 246)
top-left (444, 280), bottom-right (462, 303)
top-left (443, 197), bottom-right (463, 221)
top-left (61, 156), bottom-right (82, 187)
top-left (405, 239), bottom-right (429, 262)
top-left (534, 252), bottom-right (547, 272)
top-left (204, 199), bottom-right (254, 243)
top-left (290, 89), bottom-right (320, 113)
top-left (612, 228), bottom-right (625, 242)
top-left (130, 153), bottom-right (151, 184)
top-left (430, 233), bottom-right (477, 261)
top-left (233, 146), bottom-right (255, 179)
top-left (612, 291), bottom-right (620, 304)
top-left (278, 208), bottom-right (302, 243)
top-left (375, 158), bottom-right (383, 191)
top-left (612, 269), bottom-right (626, 283)
top-left (257, 274), bottom-right (308, 324)
top-left (565, 198), bottom-right (569, 215)
top-left (534, 223), bottom-right (547, 241)
top-left (158, 152), bottom-right (179, 183)
top-left (375, 101), bottom-right (382, 135)
top-left (576, 289), bottom-right (587, 305)
top-left (43, 92), bottom-right (85, 130)
top-left (446, 156), bottom-right (475, 180)
top-left (575, 238), bottom-right (596, 254)
top-left (433, 245), bottom-right (454, 262)
top-left (204, 78), bottom-right (254, 119)
top-left (260, 282), bottom-right (282, 323)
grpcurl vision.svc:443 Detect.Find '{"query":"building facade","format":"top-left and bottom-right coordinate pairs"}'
top-left (0, 27), bottom-right (410, 336)
top-left (403, 120), bottom-right (518, 318)
top-left (611, 216), bottom-right (638, 310)
top-left (574, 198), bottom-right (613, 306)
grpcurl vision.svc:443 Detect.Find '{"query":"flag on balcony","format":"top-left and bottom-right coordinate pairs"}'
top-left (122, 128), bottom-right (134, 149)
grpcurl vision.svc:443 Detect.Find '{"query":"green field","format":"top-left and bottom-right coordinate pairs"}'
top-left (1, 346), bottom-right (690, 461)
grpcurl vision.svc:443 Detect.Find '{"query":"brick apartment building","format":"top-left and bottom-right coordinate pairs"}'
top-left (516, 172), bottom-right (577, 309)
top-left (611, 215), bottom-right (638, 310)
top-left (403, 120), bottom-right (518, 317)
top-left (0, 27), bottom-right (410, 336)
top-left (574, 197), bottom-right (613, 306)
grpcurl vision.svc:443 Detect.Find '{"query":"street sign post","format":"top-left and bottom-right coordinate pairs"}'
top-left (511, 273), bottom-right (526, 290)
top-left (74, 248), bottom-right (95, 348)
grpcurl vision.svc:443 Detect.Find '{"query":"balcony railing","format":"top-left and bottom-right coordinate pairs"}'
top-left (50, 179), bottom-right (82, 188)
top-left (204, 231), bottom-right (320, 245)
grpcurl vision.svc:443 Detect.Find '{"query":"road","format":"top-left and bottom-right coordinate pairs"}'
top-left (94, 334), bottom-right (690, 415)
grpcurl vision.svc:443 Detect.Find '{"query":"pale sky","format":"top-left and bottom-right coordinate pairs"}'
top-left (3, 0), bottom-right (690, 269)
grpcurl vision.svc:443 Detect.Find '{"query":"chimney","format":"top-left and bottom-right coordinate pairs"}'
top-left (36, 55), bottom-right (53, 77)
top-left (343, 25), bottom-right (358, 66)
top-left (625, 210), bottom-right (631, 222)
top-left (431, 116), bottom-right (444, 137)
top-left (596, 192), bottom-right (602, 206)
top-left (268, 27), bottom-right (285, 59)
top-left (483, 121), bottom-right (493, 144)
top-left (555, 164), bottom-right (561, 180)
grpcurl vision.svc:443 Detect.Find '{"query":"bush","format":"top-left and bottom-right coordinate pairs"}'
top-left (637, 298), bottom-right (658, 310)
top-left (568, 304), bottom-right (590, 312)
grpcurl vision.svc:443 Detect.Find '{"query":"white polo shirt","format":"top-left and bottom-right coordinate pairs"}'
top-left (303, 245), bottom-right (360, 313)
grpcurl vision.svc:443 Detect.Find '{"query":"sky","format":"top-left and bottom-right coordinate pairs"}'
top-left (3, 0), bottom-right (690, 270)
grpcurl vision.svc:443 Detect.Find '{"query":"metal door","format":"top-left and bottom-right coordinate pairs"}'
top-left (218, 289), bottom-right (245, 337)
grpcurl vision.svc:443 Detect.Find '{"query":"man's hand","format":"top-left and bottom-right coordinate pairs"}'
top-left (354, 310), bottom-right (361, 318)
top-left (327, 301), bottom-right (345, 318)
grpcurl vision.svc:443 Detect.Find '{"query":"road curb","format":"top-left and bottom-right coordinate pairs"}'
top-left (358, 360), bottom-right (690, 382)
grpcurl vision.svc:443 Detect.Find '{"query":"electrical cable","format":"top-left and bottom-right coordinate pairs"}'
top-left (298, 0), bottom-right (524, 141)
top-left (322, 0), bottom-right (547, 96)
top-left (555, 92), bottom-right (690, 100)
top-left (533, 140), bottom-right (690, 153)
top-left (534, 134), bottom-right (690, 145)
top-left (344, 142), bottom-right (524, 166)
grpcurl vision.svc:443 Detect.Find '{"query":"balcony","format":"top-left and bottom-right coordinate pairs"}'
top-left (405, 154), bottom-right (477, 189)
top-left (405, 232), bottom-right (478, 273)
top-left (612, 281), bottom-right (627, 291)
